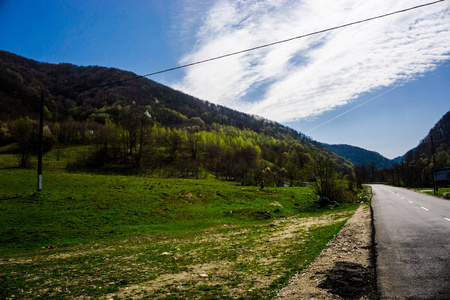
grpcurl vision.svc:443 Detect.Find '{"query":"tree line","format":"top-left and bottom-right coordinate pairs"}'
top-left (352, 145), bottom-right (449, 188)
top-left (1, 107), bottom-right (333, 188)
top-left (352, 110), bottom-right (450, 189)
top-left (378, 147), bottom-right (449, 188)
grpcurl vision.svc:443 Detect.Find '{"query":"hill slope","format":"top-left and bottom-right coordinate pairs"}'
top-left (0, 50), bottom-right (298, 139)
top-left (376, 110), bottom-right (450, 188)
top-left (324, 144), bottom-right (394, 169)
top-left (0, 50), bottom-right (352, 184)
top-left (404, 110), bottom-right (450, 163)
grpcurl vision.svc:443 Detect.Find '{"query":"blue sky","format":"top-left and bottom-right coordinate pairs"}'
top-left (1, 0), bottom-right (449, 159)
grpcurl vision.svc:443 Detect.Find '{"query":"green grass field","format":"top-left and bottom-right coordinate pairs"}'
top-left (0, 146), bottom-right (360, 299)
top-left (412, 187), bottom-right (450, 197)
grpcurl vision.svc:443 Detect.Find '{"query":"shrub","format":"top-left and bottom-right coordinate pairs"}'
top-left (310, 155), bottom-right (356, 207)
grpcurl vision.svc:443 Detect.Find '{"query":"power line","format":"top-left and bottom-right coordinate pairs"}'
top-left (305, 85), bottom-right (400, 134)
top-left (305, 60), bottom-right (449, 134)
top-left (83, 0), bottom-right (446, 91)
top-left (3, 0), bottom-right (447, 114)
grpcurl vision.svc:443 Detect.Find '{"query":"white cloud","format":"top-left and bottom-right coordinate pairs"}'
top-left (172, 0), bottom-right (450, 122)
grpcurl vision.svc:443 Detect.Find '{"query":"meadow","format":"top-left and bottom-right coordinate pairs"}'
top-left (0, 146), bottom-right (359, 299)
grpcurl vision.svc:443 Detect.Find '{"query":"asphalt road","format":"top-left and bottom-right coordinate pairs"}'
top-left (371, 184), bottom-right (450, 299)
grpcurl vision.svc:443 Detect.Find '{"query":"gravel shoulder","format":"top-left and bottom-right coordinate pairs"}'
top-left (274, 204), bottom-right (377, 299)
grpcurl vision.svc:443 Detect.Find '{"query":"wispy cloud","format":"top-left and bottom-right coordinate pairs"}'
top-left (172, 0), bottom-right (450, 122)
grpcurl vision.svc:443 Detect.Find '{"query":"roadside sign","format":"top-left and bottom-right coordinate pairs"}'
top-left (434, 167), bottom-right (450, 182)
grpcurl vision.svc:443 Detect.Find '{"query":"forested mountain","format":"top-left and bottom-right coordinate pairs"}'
top-left (0, 50), bottom-right (296, 139)
top-left (323, 144), bottom-right (394, 169)
top-left (392, 155), bottom-right (405, 164)
top-left (404, 110), bottom-right (450, 164)
top-left (0, 50), bottom-right (352, 186)
top-left (377, 110), bottom-right (450, 187)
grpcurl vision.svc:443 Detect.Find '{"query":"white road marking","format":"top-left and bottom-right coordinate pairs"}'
top-left (421, 207), bottom-right (429, 211)
top-left (408, 201), bottom-right (413, 204)
top-left (445, 218), bottom-right (450, 222)
top-left (401, 197), bottom-right (404, 199)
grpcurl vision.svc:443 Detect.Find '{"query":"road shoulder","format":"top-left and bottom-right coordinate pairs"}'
top-left (274, 204), bottom-right (376, 299)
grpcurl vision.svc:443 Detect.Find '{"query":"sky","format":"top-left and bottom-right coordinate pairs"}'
top-left (1, 0), bottom-right (449, 159)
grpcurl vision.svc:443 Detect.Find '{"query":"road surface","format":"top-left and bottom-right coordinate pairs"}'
top-left (371, 184), bottom-right (450, 299)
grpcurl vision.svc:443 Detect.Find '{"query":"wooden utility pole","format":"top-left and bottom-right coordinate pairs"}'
top-left (37, 91), bottom-right (44, 192)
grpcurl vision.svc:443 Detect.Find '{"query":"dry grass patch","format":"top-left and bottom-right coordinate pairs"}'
top-left (0, 209), bottom-right (356, 299)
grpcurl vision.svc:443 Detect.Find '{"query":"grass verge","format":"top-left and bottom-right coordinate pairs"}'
top-left (0, 148), bottom-right (359, 299)
top-left (412, 187), bottom-right (450, 197)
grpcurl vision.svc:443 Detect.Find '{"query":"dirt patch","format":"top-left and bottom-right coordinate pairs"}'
top-left (1, 209), bottom-right (359, 299)
top-left (274, 204), bottom-right (376, 299)
top-left (100, 211), bottom-right (354, 299)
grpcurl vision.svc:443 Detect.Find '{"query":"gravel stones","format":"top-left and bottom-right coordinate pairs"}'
top-left (274, 204), bottom-right (376, 299)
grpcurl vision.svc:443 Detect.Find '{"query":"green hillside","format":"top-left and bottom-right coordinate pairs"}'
top-left (0, 50), bottom-right (352, 186)
top-left (0, 51), bottom-right (367, 299)
top-left (377, 110), bottom-right (450, 188)
top-left (0, 145), bottom-right (360, 299)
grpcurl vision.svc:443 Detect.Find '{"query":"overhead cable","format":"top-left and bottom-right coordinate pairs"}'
top-left (84, 0), bottom-right (446, 91)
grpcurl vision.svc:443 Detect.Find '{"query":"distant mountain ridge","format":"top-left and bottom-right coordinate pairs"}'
top-left (324, 110), bottom-right (450, 172)
top-left (392, 155), bottom-right (405, 164)
top-left (323, 143), bottom-right (394, 169)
